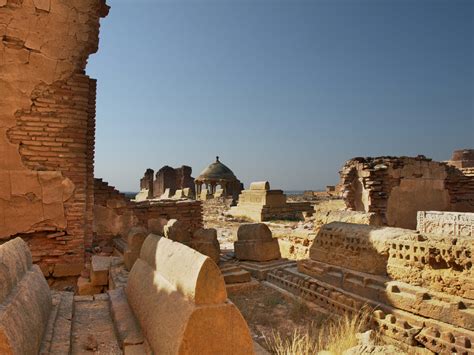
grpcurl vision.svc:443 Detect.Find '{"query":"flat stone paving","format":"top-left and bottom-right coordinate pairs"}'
top-left (71, 295), bottom-right (121, 354)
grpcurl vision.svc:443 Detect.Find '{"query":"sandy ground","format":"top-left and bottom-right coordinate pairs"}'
top-left (203, 197), bottom-right (335, 351)
top-left (229, 284), bottom-right (326, 351)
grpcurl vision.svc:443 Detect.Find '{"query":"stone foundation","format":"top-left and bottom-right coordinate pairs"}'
top-left (229, 181), bottom-right (313, 221)
top-left (265, 220), bottom-right (474, 353)
top-left (94, 178), bottom-right (203, 244)
top-left (340, 155), bottom-right (474, 229)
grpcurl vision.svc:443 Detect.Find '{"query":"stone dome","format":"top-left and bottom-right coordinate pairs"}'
top-left (196, 157), bottom-right (237, 182)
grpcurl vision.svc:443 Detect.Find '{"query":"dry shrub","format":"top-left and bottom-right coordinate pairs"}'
top-left (267, 326), bottom-right (319, 355)
top-left (266, 307), bottom-right (372, 355)
top-left (317, 307), bottom-right (371, 354)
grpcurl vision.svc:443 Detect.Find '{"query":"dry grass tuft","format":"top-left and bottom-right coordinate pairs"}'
top-left (266, 307), bottom-right (372, 355)
top-left (317, 307), bottom-right (371, 354)
top-left (267, 327), bottom-right (319, 355)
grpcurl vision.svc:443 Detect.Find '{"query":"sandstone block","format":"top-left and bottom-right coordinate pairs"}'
top-left (126, 235), bottom-right (253, 354)
top-left (90, 256), bottom-right (111, 286)
top-left (237, 223), bottom-right (273, 241)
top-left (52, 262), bottom-right (83, 277)
top-left (235, 240), bottom-right (281, 262)
top-left (234, 223), bottom-right (281, 262)
top-left (163, 219), bottom-right (191, 243)
top-left (250, 181), bottom-right (270, 190)
top-left (308, 222), bottom-right (408, 275)
top-left (0, 238), bottom-right (52, 355)
top-left (223, 270), bottom-right (251, 284)
top-left (77, 276), bottom-right (102, 296)
top-left (127, 227), bottom-right (148, 251)
top-left (160, 188), bottom-right (172, 199)
top-left (146, 217), bottom-right (167, 235)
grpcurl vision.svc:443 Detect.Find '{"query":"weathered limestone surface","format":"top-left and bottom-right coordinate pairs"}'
top-left (94, 178), bottom-right (203, 243)
top-left (152, 165), bottom-right (195, 198)
top-left (314, 210), bottom-right (384, 227)
top-left (417, 211), bottom-right (474, 237)
top-left (90, 255), bottom-right (111, 286)
top-left (229, 181), bottom-right (312, 221)
top-left (235, 223), bottom-right (281, 262)
top-left (164, 218), bottom-right (191, 243)
top-left (307, 222), bottom-right (409, 275)
top-left (189, 228), bottom-right (221, 264)
top-left (123, 226), bottom-right (148, 271)
top-left (340, 155), bottom-right (474, 229)
top-left (0, 0), bottom-right (109, 273)
top-left (266, 220), bottom-right (474, 353)
top-left (0, 238), bottom-right (52, 354)
top-left (126, 234), bottom-right (254, 354)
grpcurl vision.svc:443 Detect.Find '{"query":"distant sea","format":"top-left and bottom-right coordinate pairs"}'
top-left (125, 190), bottom-right (320, 197)
top-left (284, 190), bottom-right (307, 196)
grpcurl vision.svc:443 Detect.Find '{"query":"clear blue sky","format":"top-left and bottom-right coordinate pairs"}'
top-left (88, 0), bottom-right (473, 192)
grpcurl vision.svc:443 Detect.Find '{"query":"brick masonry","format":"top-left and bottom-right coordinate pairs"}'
top-left (0, 0), bottom-right (109, 276)
top-left (94, 178), bottom-right (203, 243)
top-left (340, 155), bottom-right (474, 229)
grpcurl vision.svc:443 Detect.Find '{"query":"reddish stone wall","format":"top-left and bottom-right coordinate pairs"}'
top-left (0, 0), bottom-right (108, 276)
top-left (133, 200), bottom-right (203, 233)
top-left (94, 178), bottom-right (203, 243)
top-left (340, 156), bottom-right (474, 229)
top-left (152, 165), bottom-right (195, 198)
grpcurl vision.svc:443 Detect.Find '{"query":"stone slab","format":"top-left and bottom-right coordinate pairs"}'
top-left (90, 255), bottom-right (111, 286)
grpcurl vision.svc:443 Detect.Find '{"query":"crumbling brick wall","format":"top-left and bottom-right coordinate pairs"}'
top-left (0, 0), bottom-right (109, 276)
top-left (94, 178), bottom-right (203, 243)
top-left (340, 156), bottom-right (474, 229)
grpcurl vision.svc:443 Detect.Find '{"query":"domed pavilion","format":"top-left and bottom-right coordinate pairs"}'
top-left (195, 157), bottom-right (243, 200)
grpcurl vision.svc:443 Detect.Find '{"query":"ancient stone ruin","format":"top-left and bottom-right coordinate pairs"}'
top-left (235, 223), bottom-right (281, 262)
top-left (2, 0), bottom-right (473, 353)
top-left (265, 211), bottom-right (474, 354)
top-left (0, 234), bottom-right (254, 354)
top-left (127, 234), bottom-right (253, 354)
top-left (195, 157), bottom-right (244, 201)
top-left (340, 155), bottom-right (474, 229)
top-left (447, 148), bottom-right (474, 170)
top-left (135, 165), bottom-right (195, 201)
top-left (229, 181), bottom-right (313, 221)
top-left (0, 0), bottom-right (110, 278)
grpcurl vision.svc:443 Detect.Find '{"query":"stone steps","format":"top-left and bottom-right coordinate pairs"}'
top-left (223, 270), bottom-right (252, 284)
top-left (70, 294), bottom-right (122, 354)
top-left (108, 288), bottom-right (147, 353)
top-left (40, 291), bottom-right (74, 354)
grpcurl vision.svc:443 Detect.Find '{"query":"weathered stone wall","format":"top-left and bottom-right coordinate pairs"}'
top-left (139, 168), bottom-right (154, 198)
top-left (417, 211), bottom-right (474, 237)
top-left (93, 178), bottom-right (136, 245)
top-left (340, 156), bottom-right (474, 229)
top-left (133, 200), bottom-right (203, 234)
top-left (268, 221), bottom-right (474, 353)
top-left (0, 0), bottom-right (108, 276)
top-left (94, 178), bottom-right (203, 243)
top-left (229, 182), bottom-right (313, 221)
top-left (152, 165), bottom-right (195, 198)
top-left (446, 148), bottom-right (474, 169)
